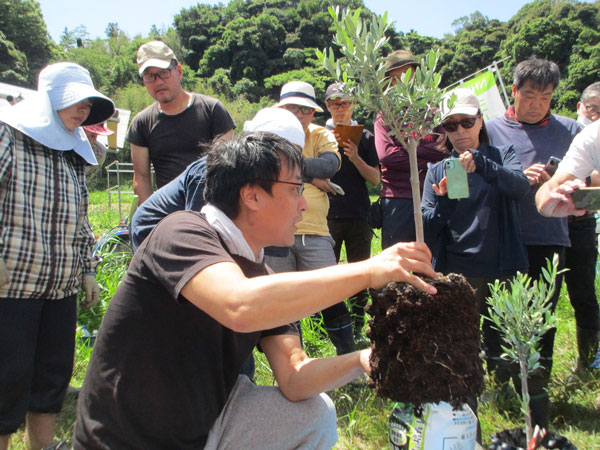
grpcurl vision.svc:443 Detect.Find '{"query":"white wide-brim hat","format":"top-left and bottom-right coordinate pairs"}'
top-left (0, 62), bottom-right (115, 165)
top-left (243, 107), bottom-right (305, 148)
top-left (274, 81), bottom-right (323, 113)
top-left (440, 87), bottom-right (480, 121)
top-left (41, 62), bottom-right (115, 126)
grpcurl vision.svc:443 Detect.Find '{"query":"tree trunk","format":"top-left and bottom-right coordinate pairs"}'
top-left (406, 138), bottom-right (424, 243)
top-left (519, 351), bottom-right (533, 444)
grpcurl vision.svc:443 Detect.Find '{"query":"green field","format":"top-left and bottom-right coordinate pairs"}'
top-left (7, 191), bottom-right (600, 449)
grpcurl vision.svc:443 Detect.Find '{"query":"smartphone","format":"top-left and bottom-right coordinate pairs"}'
top-left (327, 181), bottom-right (345, 196)
top-left (571, 187), bottom-right (600, 210)
top-left (544, 156), bottom-right (562, 177)
top-left (444, 158), bottom-right (469, 199)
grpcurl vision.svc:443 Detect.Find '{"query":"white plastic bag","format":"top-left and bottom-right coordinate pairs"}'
top-left (389, 401), bottom-right (477, 450)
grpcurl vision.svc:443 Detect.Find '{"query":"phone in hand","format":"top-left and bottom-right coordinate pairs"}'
top-left (544, 156), bottom-right (562, 177)
top-left (444, 158), bottom-right (469, 199)
top-left (571, 187), bottom-right (600, 210)
top-left (327, 181), bottom-right (345, 196)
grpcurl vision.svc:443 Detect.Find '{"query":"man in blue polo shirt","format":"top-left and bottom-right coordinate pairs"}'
top-left (486, 57), bottom-right (581, 430)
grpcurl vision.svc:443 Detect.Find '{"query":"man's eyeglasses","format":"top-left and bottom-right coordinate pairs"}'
top-left (583, 103), bottom-right (600, 117)
top-left (441, 115), bottom-right (480, 132)
top-left (283, 104), bottom-right (315, 115)
top-left (272, 180), bottom-right (304, 195)
top-left (327, 101), bottom-right (353, 110)
top-left (142, 68), bottom-right (173, 84)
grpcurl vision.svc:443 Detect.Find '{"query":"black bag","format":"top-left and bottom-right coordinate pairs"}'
top-left (368, 198), bottom-right (383, 229)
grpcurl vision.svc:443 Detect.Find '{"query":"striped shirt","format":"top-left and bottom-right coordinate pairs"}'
top-left (0, 123), bottom-right (97, 300)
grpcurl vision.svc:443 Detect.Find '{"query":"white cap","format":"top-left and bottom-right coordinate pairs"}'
top-left (441, 88), bottom-right (480, 120)
top-left (274, 81), bottom-right (323, 112)
top-left (243, 107), bottom-right (305, 148)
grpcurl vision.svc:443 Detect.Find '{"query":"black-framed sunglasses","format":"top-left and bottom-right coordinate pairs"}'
top-left (271, 180), bottom-right (304, 195)
top-left (141, 67), bottom-right (174, 84)
top-left (441, 115), bottom-right (481, 132)
top-left (283, 104), bottom-right (315, 115)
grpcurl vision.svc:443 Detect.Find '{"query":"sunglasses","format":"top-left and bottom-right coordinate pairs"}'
top-left (441, 115), bottom-right (480, 132)
top-left (283, 104), bottom-right (315, 115)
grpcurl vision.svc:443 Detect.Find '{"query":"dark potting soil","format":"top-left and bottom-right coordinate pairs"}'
top-left (489, 428), bottom-right (577, 449)
top-left (367, 273), bottom-right (484, 408)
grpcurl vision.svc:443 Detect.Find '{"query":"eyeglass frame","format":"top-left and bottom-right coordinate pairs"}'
top-left (270, 180), bottom-right (305, 195)
top-left (282, 104), bottom-right (316, 115)
top-left (326, 100), bottom-right (354, 110)
top-left (441, 114), bottom-right (481, 132)
top-left (141, 63), bottom-right (177, 84)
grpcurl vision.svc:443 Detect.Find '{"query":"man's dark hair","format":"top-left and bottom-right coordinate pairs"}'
top-left (204, 132), bottom-right (304, 219)
top-left (581, 81), bottom-right (600, 103)
top-left (513, 57), bottom-right (560, 91)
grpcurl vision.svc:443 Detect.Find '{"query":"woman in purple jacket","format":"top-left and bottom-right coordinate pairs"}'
top-left (374, 49), bottom-right (447, 248)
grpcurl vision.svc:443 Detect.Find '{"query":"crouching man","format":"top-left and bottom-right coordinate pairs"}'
top-left (74, 133), bottom-right (437, 449)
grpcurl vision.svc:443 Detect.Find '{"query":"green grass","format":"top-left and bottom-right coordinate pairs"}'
top-left (6, 194), bottom-right (600, 449)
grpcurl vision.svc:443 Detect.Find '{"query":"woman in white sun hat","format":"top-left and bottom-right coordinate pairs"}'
top-left (0, 62), bottom-right (114, 449)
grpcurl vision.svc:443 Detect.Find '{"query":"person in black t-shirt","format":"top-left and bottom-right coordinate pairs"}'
top-left (323, 83), bottom-right (381, 346)
top-left (127, 41), bottom-right (235, 203)
top-left (74, 133), bottom-right (438, 450)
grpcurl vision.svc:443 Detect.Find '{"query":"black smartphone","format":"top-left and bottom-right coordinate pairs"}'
top-left (544, 156), bottom-right (562, 177)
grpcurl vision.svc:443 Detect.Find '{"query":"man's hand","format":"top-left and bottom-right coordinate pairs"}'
top-left (366, 242), bottom-right (437, 294)
top-left (311, 178), bottom-right (336, 194)
top-left (537, 178), bottom-right (587, 217)
top-left (341, 139), bottom-right (360, 163)
top-left (459, 151), bottom-right (476, 173)
top-left (359, 348), bottom-right (372, 376)
top-left (81, 274), bottom-right (100, 308)
top-left (0, 257), bottom-right (8, 288)
top-left (432, 177), bottom-right (448, 196)
top-left (524, 163), bottom-right (551, 186)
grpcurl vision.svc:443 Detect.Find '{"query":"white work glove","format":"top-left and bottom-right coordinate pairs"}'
top-left (81, 273), bottom-right (100, 308)
top-left (0, 257), bottom-right (8, 288)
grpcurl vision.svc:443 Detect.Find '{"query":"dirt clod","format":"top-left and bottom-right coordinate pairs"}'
top-left (367, 273), bottom-right (484, 408)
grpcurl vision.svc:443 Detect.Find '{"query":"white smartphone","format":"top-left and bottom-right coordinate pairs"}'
top-left (327, 181), bottom-right (345, 196)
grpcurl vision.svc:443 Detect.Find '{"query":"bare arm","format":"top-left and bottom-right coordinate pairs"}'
top-left (130, 143), bottom-right (154, 204)
top-left (180, 241), bottom-right (437, 333)
top-left (261, 333), bottom-right (370, 401)
top-left (215, 129), bottom-right (234, 143)
top-left (341, 139), bottom-right (381, 186)
top-left (535, 171), bottom-right (586, 217)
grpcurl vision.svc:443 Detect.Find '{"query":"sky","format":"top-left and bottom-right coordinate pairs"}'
top-left (37, 0), bottom-right (592, 43)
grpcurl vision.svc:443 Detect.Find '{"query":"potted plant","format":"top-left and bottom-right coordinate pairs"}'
top-left (317, 6), bottom-right (483, 409)
top-left (486, 254), bottom-right (576, 449)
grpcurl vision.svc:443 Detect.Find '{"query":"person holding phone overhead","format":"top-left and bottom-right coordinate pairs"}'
top-left (421, 89), bottom-right (530, 428)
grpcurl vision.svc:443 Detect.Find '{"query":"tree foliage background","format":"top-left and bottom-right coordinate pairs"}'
top-left (1, 0), bottom-right (599, 122)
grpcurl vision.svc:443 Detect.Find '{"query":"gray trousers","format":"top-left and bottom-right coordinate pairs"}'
top-left (204, 375), bottom-right (338, 449)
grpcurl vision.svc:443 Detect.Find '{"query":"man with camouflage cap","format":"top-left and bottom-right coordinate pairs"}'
top-left (127, 41), bottom-right (235, 203)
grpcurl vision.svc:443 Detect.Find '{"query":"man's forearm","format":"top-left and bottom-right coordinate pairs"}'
top-left (352, 158), bottom-right (380, 186)
top-left (133, 175), bottom-right (154, 204)
top-left (282, 350), bottom-right (368, 401)
top-left (303, 152), bottom-right (339, 180)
